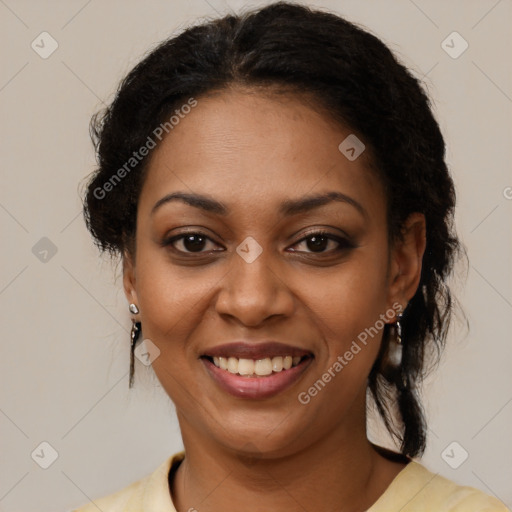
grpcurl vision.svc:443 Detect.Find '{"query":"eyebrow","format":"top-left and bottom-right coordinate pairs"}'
top-left (151, 191), bottom-right (368, 219)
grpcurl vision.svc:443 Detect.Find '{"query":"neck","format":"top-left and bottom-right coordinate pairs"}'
top-left (171, 399), bottom-right (406, 512)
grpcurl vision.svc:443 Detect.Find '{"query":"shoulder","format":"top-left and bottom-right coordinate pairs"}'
top-left (71, 476), bottom-right (145, 512)
top-left (370, 461), bottom-right (510, 512)
top-left (70, 451), bottom-right (185, 512)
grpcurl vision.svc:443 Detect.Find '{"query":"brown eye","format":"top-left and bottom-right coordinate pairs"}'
top-left (181, 234), bottom-right (207, 252)
top-left (305, 234), bottom-right (329, 252)
top-left (164, 232), bottom-right (222, 254)
top-left (289, 231), bottom-right (353, 254)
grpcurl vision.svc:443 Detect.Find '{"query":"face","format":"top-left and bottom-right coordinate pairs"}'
top-left (124, 88), bottom-right (424, 458)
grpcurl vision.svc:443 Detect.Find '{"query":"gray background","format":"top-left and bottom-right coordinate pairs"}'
top-left (0, 1), bottom-right (511, 511)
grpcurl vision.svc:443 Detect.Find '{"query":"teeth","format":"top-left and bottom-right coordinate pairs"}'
top-left (238, 358), bottom-right (255, 376)
top-left (227, 357), bottom-right (238, 374)
top-left (254, 358), bottom-right (273, 376)
top-left (272, 357), bottom-right (283, 372)
top-left (210, 355), bottom-right (304, 376)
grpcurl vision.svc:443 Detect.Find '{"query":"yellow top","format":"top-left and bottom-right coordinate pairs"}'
top-left (72, 451), bottom-right (509, 511)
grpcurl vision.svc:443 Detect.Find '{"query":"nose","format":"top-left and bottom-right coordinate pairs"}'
top-left (214, 249), bottom-right (296, 327)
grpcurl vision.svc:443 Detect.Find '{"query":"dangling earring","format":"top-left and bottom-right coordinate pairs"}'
top-left (387, 311), bottom-right (403, 367)
top-left (129, 304), bottom-right (141, 388)
top-left (387, 310), bottom-right (409, 389)
top-left (380, 307), bottom-right (408, 388)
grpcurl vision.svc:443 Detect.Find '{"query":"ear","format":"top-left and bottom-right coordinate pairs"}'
top-left (386, 212), bottom-right (426, 318)
top-left (122, 251), bottom-right (139, 310)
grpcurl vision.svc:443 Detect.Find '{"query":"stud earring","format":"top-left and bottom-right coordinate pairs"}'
top-left (129, 303), bottom-right (139, 315)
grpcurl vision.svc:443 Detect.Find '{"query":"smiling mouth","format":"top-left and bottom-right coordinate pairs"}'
top-left (201, 355), bottom-right (311, 378)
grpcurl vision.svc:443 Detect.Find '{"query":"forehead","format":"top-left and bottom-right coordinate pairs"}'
top-left (139, 88), bottom-right (385, 218)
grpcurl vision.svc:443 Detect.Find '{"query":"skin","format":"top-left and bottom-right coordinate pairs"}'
top-left (123, 87), bottom-right (426, 512)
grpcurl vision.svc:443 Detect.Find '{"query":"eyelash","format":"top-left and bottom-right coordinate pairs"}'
top-left (162, 229), bottom-right (354, 256)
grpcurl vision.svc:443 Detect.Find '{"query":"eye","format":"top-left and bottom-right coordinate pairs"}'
top-left (164, 232), bottom-right (223, 254)
top-left (288, 230), bottom-right (352, 254)
top-left (163, 229), bottom-right (353, 256)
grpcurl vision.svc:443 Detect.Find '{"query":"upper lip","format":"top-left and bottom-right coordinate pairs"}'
top-left (202, 341), bottom-right (313, 360)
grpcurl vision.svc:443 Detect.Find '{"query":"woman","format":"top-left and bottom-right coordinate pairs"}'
top-left (74, 2), bottom-right (508, 511)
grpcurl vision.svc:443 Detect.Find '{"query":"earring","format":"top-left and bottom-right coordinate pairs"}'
top-left (129, 303), bottom-right (141, 388)
top-left (129, 320), bottom-right (141, 388)
top-left (387, 311), bottom-right (403, 367)
top-left (381, 307), bottom-right (409, 389)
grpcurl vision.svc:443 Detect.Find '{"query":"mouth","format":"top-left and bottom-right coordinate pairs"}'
top-left (200, 341), bottom-right (314, 399)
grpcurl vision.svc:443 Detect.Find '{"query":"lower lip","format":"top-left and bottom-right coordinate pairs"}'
top-left (201, 357), bottom-right (313, 399)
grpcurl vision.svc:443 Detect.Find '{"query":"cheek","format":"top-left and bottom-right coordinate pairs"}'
top-left (134, 255), bottom-right (208, 400)
top-left (303, 246), bottom-right (389, 371)
top-left (134, 248), bottom-right (209, 355)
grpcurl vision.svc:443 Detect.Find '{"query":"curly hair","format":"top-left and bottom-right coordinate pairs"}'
top-left (83, 1), bottom-right (464, 458)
